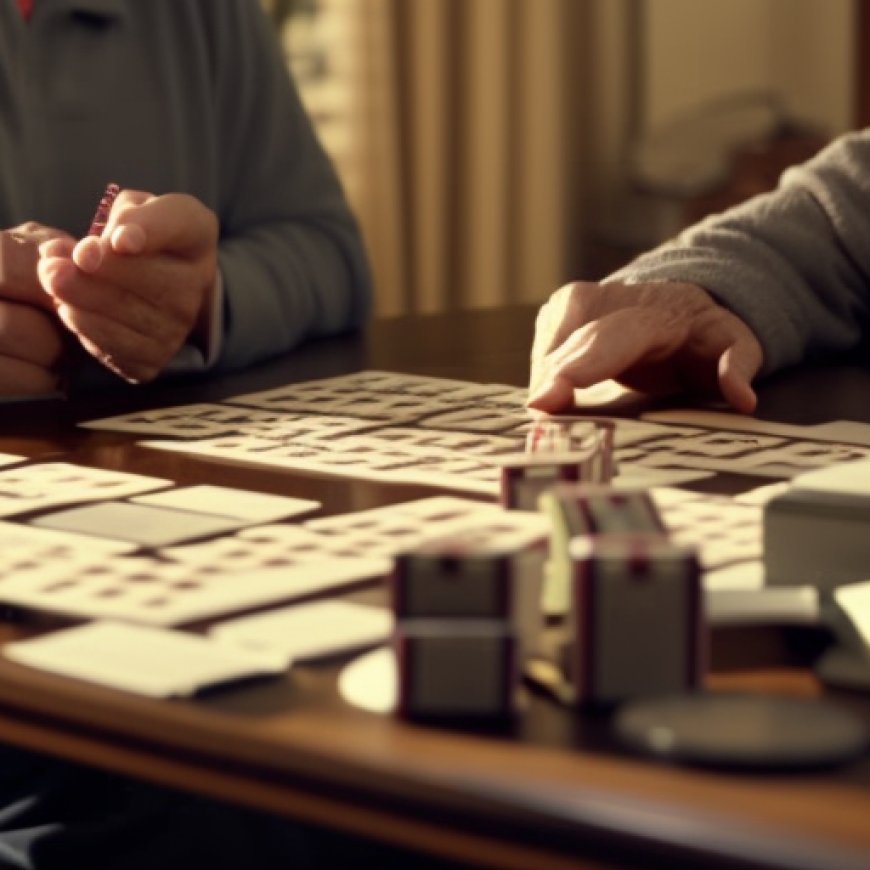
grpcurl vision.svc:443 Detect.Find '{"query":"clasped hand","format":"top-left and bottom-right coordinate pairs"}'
top-left (37, 190), bottom-right (218, 384)
top-left (0, 222), bottom-right (71, 395)
top-left (527, 280), bottom-right (764, 414)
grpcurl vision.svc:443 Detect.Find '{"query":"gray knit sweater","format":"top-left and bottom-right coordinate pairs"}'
top-left (607, 130), bottom-right (870, 376)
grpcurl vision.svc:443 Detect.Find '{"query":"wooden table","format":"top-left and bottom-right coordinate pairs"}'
top-left (1, 305), bottom-right (870, 870)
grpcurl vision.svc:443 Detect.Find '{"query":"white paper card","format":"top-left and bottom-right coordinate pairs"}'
top-left (131, 485), bottom-right (320, 523)
top-left (706, 587), bottom-right (819, 625)
top-left (4, 621), bottom-right (286, 698)
top-left (0, 463), bottom-right (172, 517)
top-left (32, 502), bottom-right (246, 547)
top-left (211, 601), bottom-right (391, 662)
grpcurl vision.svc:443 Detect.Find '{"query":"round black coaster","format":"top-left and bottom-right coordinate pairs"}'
top-left (815, 645), bottom-right (870, 692)
top-left (614, 693), bottom-right (868, 771)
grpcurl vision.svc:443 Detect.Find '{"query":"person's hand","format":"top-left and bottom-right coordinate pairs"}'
top-left (0, 223), bottom-right (75, 309)
top-left (0, 299), bottom-right (65, 395)
top-left (527, 280), bottom-right (764, 415)
top-left (37, 190), bottom-right (218, 383)
top-left (0, 223), bottom-right (75, 396)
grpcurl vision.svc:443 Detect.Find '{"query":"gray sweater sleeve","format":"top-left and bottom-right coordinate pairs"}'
top-left (210, 0), bottom-right (372, 371)
top-left (606, 130), bottom-right (870, 375)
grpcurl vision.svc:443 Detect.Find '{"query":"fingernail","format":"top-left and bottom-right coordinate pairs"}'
top-left (526, 381), bottom-right (553, 408)
top-left (39, 238), bottom-right (75, 259)
top-left (40, 258), bottom-right (75, 295)
top-left (72, 238), bottom-right (104, 273)
top-left (111, 224), bottom-right (146, 254)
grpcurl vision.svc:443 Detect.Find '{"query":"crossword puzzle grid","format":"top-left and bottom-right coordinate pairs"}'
top-left (0, 486), bottom-right (761, 626)
top-left (0, 498), bottom-right (537, 626)
top-left (0, 369), bottom-right (847, 627)
top-left (80, 370), bottom-right (870, 494)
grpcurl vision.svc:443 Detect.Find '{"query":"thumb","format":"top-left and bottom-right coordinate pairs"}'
top-left (108, 193), bottom-right (218, 259)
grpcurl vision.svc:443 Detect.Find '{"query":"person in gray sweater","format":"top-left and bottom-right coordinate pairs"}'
top-left (0, 0), bottom-right (371, 396)
top-left (528, 130), bottom-right (870, 414)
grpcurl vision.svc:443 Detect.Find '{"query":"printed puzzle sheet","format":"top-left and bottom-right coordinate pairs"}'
top-left (82, 370), bottom-right (870, 493)
top-left (0, 497), bottom-right (542, 626)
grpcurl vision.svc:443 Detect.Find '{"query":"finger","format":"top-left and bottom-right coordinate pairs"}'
top-left (105, 193), bottom-right (218, 258)
top-left (0, 355), bottom-right (59, 395)
top-left (9, 223), bottom-right (75, 247)
top-left (46, 252), bottom-right (202, 335)
top-left (1, 234), bottom-right (57, 311)
top-left (0, 302), bottom-right (65, 367)
top-left (530, 283), bottom-right (598, 367)
top-left (55, 303), bottom-right (165, 383)
top-left (718, 338), bottom-right (763, 414)
top-left (39, 237), bottom-right (76, 259)
top-left (527, 306), bottom-right (690, 412)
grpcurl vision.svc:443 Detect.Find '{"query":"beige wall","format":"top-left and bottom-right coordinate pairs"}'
top-left (643, 0), bottom-right (854, 137)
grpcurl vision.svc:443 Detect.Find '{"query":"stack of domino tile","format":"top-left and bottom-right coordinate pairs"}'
top-left (390, 521), bottom-right (546, 720)
top-left (497, 418), bottom-right (615, 510)
top-left (538, 483), bottom-right (704, 707)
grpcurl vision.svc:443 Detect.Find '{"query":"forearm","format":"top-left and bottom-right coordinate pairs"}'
top-left (215, 216), bottom-right (371, 371)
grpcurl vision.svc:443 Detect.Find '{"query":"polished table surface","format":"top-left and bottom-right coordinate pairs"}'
top-left (2, 305), bottom-right (870, 870)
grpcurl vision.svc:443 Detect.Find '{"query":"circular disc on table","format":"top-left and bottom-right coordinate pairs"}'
top-left (815, 646), bottom-right (870, 692)
top-left (614, 693), bottom-right (868, 770)
top-left (338, 647), bottom-right (396, 715)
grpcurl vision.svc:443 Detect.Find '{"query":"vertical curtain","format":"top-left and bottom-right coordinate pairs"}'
top-left (312, 0), bottom-right (597, 317)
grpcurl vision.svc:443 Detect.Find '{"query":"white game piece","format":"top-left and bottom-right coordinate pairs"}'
top-left (132, 485), bottom-right (320, 523)
top-left (3, 621), bottom-right (286, 698)
top-left (765, 459), bottom-right (870, 591)
top-left (0, 452), bottom-right (25, 468)
top-left (565, 536), bottom-right (704, 706)
top-left (705, 587), bottom-right (819, 625)
top-left (210, 601), bottom-right (391, 662)
top-left (394, 620), bottom-right (520, 719)
top-left (702, 561), bottom-right (765, 593)
top-left (789, 457), bottom-right (870, 496)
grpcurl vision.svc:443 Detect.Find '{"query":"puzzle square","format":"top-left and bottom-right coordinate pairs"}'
top-left (565, 536), bottom-right (704, 706)
top-left (394, 621), bottom-right (519, 719)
